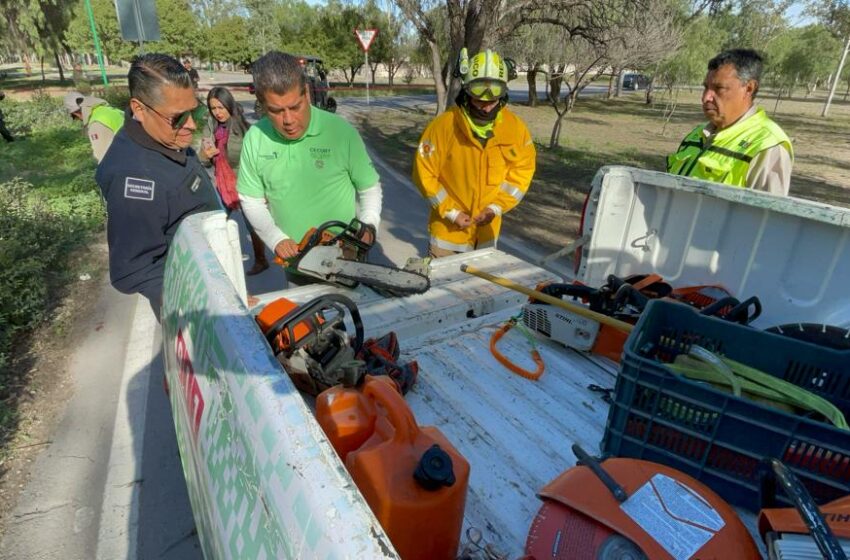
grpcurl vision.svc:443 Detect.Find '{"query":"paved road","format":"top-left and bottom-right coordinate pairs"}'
top-left (0, 95), bottom-right (569, 560)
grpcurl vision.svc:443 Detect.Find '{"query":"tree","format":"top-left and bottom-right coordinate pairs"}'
top-left (2, 0), bottom-right (76, 81)
top-left (652, 14), bottom-right (726, 132)
top-left (501, 24), bottom-right (557, 107)
top-left (144, 0), bottom-right (203, 58)
top-left (309, 2), bottom-right (369, 86)
top-left (765, 25), bottom-right (840, 109)
top-left (206, 16), bottom-right (259, 68)
top-left (514, 0), bottom-right (681, 148)
top-left (394, 0), bottom-right (449, 111)
top-left (65, 0), bottom-right (137, 64)
top-left (363, 0), bottom-right (409, 86)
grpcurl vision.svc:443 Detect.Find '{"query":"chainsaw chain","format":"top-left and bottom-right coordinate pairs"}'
top-left (331, 261), bottom-right (431, 296)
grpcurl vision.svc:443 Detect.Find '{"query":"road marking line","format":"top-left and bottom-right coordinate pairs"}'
top-left (96, 296), bottom-right (157, 560)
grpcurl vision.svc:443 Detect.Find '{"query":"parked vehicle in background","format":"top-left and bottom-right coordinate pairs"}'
top-left (247, 55), bottom-right (336, 117)
top-left (622, 73), bottom-right (650, 90)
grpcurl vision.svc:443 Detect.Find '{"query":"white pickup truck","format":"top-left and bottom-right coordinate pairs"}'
top-left (161, 166), bottom-right (850, 559)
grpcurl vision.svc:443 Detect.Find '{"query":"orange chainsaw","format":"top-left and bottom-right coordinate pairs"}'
top-left (276, 219), bottom-right (430, 296)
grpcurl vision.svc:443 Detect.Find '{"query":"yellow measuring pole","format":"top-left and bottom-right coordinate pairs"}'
top-left (460, 264), bottom-right (634, 333)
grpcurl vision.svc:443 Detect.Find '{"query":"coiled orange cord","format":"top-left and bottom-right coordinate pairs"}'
top-left (489, 320), bottom-right (545, 381)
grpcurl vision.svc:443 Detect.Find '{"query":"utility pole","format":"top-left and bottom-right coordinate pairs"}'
top-left (84, 0), bottom-right (109, 85)
top-left (822, 34), bottom-right (850, 117)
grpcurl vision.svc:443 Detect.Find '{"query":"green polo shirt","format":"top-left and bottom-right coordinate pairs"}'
top-left (237, 106), bottom-right (380, 241)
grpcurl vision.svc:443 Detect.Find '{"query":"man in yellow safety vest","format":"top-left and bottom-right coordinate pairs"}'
top-left (667, 49), bottom-right (793, 196)
top-left (64, 91), bottom-right (125, 163)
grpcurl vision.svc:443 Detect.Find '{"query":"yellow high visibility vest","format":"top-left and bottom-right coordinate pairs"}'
top-left (667, 107), bottom-right (792, 188)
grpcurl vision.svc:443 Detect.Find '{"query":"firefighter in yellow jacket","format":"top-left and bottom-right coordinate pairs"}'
top-left (413, 48), bottom-right (536, 257)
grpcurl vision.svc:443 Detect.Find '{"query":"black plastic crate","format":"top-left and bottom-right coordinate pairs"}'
top-left (602, 300), bottom-right (850, 511)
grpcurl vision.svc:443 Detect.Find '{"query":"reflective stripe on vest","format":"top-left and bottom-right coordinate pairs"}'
top-left (88, 105), bottom-right (125, 134)
top-left (666, 107), bottom-right (792, 188)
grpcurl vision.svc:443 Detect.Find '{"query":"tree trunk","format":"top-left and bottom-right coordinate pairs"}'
top-left (844, 78), bottom-right (850, 101)
top-left (615, 68), bottom-right (623, 98)
top-left (369, 62), bottom-right (379, 84)
top-left (527, 66), bottom-right (538, 107)
top-left (548, 72), bottom-right (562, 104)
top-left (40, 56), bottom-right (45, 82)
top-left (607, 68), bottom-right (617, 99)
top-left (773, 90), bottom-right (782, 113)
top-left (54, 49), bottom-right (65, 82)
top-left (428, 39), bottom-right (447, 115)
top-left (549, 108), bottom-right (567, 148)
top-left (644, 76), bottom-right (655, 104)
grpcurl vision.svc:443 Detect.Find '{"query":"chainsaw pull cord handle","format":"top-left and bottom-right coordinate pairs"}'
top-left (762, 458), bottom-right (847, 560)
top-left (489, 317), bottom-right (544, 381)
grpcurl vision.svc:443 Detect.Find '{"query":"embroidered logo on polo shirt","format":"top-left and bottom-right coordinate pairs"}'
top-left (124, 177), bottom-right (155, 201)
top-left (315, 160), bottom-right (324, 169)
top-left (259, 152), bottom-right (278, 160)
top-left (310, 147), bottom-right (332, 159)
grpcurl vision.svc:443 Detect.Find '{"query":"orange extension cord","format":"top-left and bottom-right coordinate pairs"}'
top-left (490, 319), bottom-right (545, 381)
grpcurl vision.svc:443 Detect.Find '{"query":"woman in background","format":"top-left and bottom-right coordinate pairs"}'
top-left (200, 86), bottom-right (269, 275)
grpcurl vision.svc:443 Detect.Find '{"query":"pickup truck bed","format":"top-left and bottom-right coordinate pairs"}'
top-left (163, 166), bottom-right (850, 559)
top-left (260, 249), bottom-right (617, 556)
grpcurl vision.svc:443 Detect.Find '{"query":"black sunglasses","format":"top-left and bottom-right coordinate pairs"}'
top-left (139, 99), bottom-right (207, 130)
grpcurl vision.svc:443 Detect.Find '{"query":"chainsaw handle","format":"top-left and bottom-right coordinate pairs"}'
top-left (699, 296), bottom-right (740, 318)
top-left (761, 459), bottom-right (847, 560)
top-left (264, 294), bottom-right (364, 354)
top-left (572, 444), bottom-right (628, 503)
top-left (725, 296), bottom-right (762, 325)
top-left (536, 283), bottom-right (597, 301)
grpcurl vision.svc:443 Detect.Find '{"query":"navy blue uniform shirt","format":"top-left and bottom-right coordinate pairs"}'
top-left (96, 112), bottom-right (221, 316)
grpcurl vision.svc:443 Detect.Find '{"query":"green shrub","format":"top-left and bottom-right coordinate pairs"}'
top-left (0, 178), bottom-right (103, 371)
top-left (1, 90), bottom-right (69, 135)
top-left (93, 85), bottom-right (131, 111)
top-left (0, 92), bottom-right (107, 374)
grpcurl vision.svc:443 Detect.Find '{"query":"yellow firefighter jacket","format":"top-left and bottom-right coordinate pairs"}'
top-left (413, 106), bottom-right (536, 252)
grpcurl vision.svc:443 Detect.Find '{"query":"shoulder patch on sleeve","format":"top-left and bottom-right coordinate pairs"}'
top-left (124, 177), bottom-right (155, 201)
top-left (418, 140), bottom-right (435, 158)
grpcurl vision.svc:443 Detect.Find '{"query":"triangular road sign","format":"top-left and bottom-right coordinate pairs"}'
top-left (355, 28), bottom-right (378, 52)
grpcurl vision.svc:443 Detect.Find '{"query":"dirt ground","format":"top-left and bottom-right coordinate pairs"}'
top-left (0, 241), bottom-right (109, 528)
top-left (354, 89), bottom-right (850, 256)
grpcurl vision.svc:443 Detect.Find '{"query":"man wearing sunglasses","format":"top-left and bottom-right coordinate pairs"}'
top-left (96, 53), bottom-right (220, 319)
top-left (413, 48), bottom-right (536, 257)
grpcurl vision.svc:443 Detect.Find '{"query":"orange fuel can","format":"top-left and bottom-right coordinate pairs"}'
top-left (315, 375), bottom-right (393, 461)
top-left (342, 377), bottom-right (470, 560)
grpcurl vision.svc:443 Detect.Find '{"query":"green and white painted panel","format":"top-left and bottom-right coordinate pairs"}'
top-left (161, 212), bottom-right (398, 560)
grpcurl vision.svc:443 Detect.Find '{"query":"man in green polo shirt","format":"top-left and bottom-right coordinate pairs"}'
top-left (238, 51), bottom-right (382, 282)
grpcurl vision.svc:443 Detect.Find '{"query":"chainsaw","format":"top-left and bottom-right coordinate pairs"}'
top-left (256, 294), bottom-right (366, 395)
top-left (521, 275), bottom-right (761, 361)
top-left (278, 219), bottom-right (431, 297)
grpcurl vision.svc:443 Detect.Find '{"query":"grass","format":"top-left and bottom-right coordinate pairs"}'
top-left (353, 87), bottom-right (850, 254)
top-left (0, 93), bottom-right (105, 452)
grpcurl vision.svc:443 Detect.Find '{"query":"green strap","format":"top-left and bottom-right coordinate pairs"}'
top-left (666, 350), bottom-right (848, 430)
top-left (510, 312), bottom-right (538, 350)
